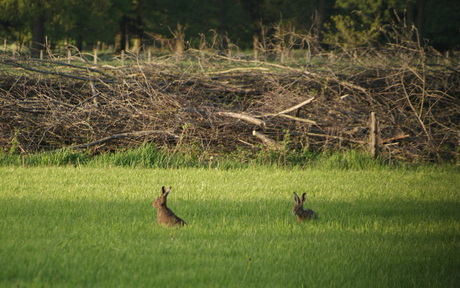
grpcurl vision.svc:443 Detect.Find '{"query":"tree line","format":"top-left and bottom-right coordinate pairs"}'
top-left (1, 0), bottom-right (459, 57)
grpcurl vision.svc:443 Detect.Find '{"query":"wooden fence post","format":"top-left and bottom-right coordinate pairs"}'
top-left (253, 36), bottom-right (259, 60)
top-left (93, 48), bottom-right (98, 65)
top-left (67, 49), bottom-right (71, 64)
top-left (369, 112), bottom-right (378, 158)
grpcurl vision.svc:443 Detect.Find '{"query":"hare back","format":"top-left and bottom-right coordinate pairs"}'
top-left (296, 209), bottom-right (316, 221)
top-left (157, 207), bottom-right (187, 226)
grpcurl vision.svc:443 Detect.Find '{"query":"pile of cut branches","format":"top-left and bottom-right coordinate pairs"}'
top-left (1, 51), bottom-right (458, 163)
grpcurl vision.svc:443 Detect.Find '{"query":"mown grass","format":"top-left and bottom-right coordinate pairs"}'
top-left (1, 166), bottom-right (459, 287)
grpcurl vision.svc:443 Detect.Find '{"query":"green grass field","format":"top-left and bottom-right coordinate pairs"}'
top-left (1, 166), bottom-right (459, 287)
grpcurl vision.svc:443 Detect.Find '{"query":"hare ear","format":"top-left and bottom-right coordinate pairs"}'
top-left (163, 186), bottom-right (172, 196)
top-left (293, 192), bottom-right (300, 204)
top-left (161, 186), bottom-right (170, 196)
top-left (301, 193), bottom-right (307, 203)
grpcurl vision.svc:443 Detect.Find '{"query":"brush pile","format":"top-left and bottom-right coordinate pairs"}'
top-left (1, 49), bottom-right (459, 163)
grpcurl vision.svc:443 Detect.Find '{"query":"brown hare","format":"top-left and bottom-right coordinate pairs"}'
top-left (153, 186), bottom-right (187, 227)
top-left (292, 192), bottom-right (316, 222)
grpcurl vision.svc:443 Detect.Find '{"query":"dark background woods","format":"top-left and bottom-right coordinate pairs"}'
top-left (1, 0), bottom-right (459, 56)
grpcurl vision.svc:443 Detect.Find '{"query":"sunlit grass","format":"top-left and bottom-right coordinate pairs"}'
top-left (1, 167), bottom-right (459, 287)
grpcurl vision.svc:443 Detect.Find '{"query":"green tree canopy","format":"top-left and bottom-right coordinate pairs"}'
top-left (0, 0), bottom-right (458, 54)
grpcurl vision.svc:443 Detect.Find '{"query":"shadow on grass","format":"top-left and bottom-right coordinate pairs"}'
top-left (3, 196), bottom-right (458, 231)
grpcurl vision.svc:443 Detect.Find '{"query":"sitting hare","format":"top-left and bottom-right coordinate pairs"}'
top-left (292, 192), bottom-right (316, 222)
top-left (153, 186), bottom-right (187, 227)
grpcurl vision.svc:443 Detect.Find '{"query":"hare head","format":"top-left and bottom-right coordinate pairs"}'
top-left (153, 186), bottom-right (186, 227)
top-left (153, 186), bottom-right (171, 208)
top-left (292, 192), bottom-right (316, 222)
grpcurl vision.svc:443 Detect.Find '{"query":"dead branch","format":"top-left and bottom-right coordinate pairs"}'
top-left (382, 134), bottom-right (410, 143)
top-left (2, 59), bottom-right (120, 83)
top-left (66, 130), bottom-right (178, 149)
top-left (305, 132), bottom-right (367, 145)
top-left (208, 67), bottom-right (270, 74)
top-left (274, 114), bottom-right (317, 125)
top-left (274, 97), bottom-right (316, 115)
top-left (217, 112), bottom-right (266, 127)
top-left (252, 130), bottom-right (281, 149)
top-left (190, 49), bottom-right (369, 94)
top-left (1, 49), bottom-right (458, 162)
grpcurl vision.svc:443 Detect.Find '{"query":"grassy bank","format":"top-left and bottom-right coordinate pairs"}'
top-left (2, 144), bottom-right (458, 170)
top-left (1, 166), bottom-right (458, 287)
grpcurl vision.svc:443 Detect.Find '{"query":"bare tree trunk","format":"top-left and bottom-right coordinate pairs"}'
top-left (415, 0), bottom-right (425, 36)
top-left (316, 0), bottom-right (327, 41)
top-left (115, 15), bottom-right (128, 52)
top-left (76, 33), bottom-right (83, 52)
top-left (369, 112), bottom-right (379, 158)
top-left (31, 13), bottom-right (45, 58)
top-left (218, 0), bottom-right (228, 34)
